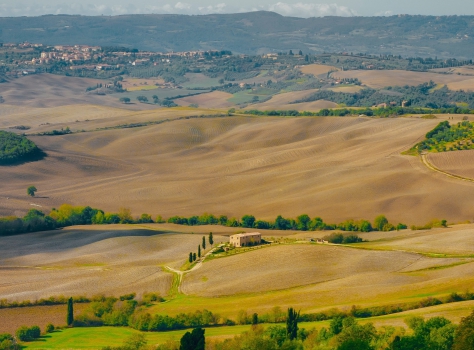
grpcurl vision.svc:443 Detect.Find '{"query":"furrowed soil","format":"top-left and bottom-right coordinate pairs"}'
top-left (250, 89), bottom-right (338, 110)
top-left (427, 150), bottom-right (474, 180)
top-left (0, 304), bottom-right (88, 335)
top-left (2, 114), bottom-right (472, 225)
top-left (333, 70), bottom-right (474, 89)
top-left (174, 91), bottom-right (234, 108)
top-left (0, 225), bottom-right (228, 302)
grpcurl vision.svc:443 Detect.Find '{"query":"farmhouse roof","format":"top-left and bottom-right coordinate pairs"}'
top-left (231, 232), bottom-right (261, 238)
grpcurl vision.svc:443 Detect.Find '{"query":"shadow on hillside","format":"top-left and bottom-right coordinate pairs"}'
top-left (0, 226), bottom-right (177, 259)
top-left (0, 149), bottom-right (47, 167)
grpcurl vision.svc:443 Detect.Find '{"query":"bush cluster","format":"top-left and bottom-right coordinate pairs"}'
top-left (0, 333), bottom-right (17, 350)
top-left (76, 295), bottom-right (221, 332)
top-left (15, 326), bottom-right (40, 342)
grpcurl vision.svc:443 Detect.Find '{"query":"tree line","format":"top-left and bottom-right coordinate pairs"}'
top-left (243, 105), bottom-right (474, 118)
top-left (3, 204), bottom-right (449, 238)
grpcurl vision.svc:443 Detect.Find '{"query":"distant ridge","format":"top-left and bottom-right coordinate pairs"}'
top-left (0, 11), bottom-right (473, 58)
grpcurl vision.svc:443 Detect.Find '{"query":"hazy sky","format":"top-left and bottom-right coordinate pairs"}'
top-left (1, 0), bottom-right (473, 17)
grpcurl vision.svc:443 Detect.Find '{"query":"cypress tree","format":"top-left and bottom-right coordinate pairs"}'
top-left (67, 297), bottom-right (74, 326)
top-left (189, 252), bottom-right (193, 263)
top-left (252, 313), bottom-right (259, 325)
top-left (180, 327), bottom-right (205, 350)
top-left (286, 307), bottom-right (299, 340)
top-left (202, 236), bottom-right (206, 250)
top-left (209, 232), bottom-right (214, 246)
top-left (193, 253), bottom-right (197, 261)
top-left (198, 245), bottom-right (201, 258)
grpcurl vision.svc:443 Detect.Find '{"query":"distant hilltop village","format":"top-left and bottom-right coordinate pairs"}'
top-left (0, 41), bottom-right (233, 75)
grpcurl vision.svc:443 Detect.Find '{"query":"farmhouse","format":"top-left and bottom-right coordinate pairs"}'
top-left (230, 232), bottom-right (262, 247)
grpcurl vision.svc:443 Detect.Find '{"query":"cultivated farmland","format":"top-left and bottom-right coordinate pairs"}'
top-left (0, 225), bottom-right (227, 302)
top-left (427, 150), bottom-right (474, 180)
top-left (333, 70), bottom-right (474, 89)
top-left (250, 89), bottom-right (338, 110)
top-left (174, 91), bottom-right (234, 108)
top-left (4, 115), bottom-right (474, 224)
top-left (300, 64), bottom-right (339, 76)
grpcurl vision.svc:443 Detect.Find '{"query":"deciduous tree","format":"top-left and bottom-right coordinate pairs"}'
top-left (27, 186), bottom-right (37, 197)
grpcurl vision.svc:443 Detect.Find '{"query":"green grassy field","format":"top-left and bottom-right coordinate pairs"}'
top-left (227, 90), bottom-right (257, 104)
top-left (181, 73), bottom-right (221, 89)
top-left (22, 300), bottom-right (474, 349)
top-left (23, 323), bottom-right (329, 349)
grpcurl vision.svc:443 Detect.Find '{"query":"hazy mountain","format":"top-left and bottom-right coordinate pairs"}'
top-left (0, 11), bottom-right (473, 58)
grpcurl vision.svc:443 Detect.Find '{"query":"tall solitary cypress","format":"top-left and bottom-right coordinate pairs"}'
top-left (67, 297), bottom-right (74, 326)
top-left (209, 232), bottom-right (214, 246)
top-left (286, 307), bottom-right (299, 340)
top-left (198, 245), bottom-right (201, 258)
top-left (202, 236), bottom-right (206, 250)
top-left (189, 252), bottom-right (193, 263)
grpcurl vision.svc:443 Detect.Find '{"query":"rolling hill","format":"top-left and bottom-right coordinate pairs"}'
top-left (1, 12), bottom-right (474, 58)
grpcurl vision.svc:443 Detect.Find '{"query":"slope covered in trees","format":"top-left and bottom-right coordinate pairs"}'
top-left (0, 131), bottom-right (41, 165)
top-left (0, 13), bottom-right (474, 57)
top-left (412, 120), bottom-right (474, 153)
top-left (295, 82), bottom-right (474, 109)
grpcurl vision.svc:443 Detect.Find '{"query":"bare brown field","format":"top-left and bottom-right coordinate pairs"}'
top-left (300, 64), bottom-right (339, 76)
top-left (182, 245), bottom-right (422, 296)
top-left (333, 70), bottom-right (472, 89)
top-left (0, 74), bottom-right (159, 110)
top-left (427, 150), bottom-right (474, 180)
top-left (0, 225), bottom-right (228, 302)
top-left (5, 115), bottom-right (474, 224)
top-left (0, 304), bottom-right (88, 334)
top-left (0, 104), bottom-right (209, 134)
top-left (154, 241), bottom-right (474, 318)
top-left (251, 90), bottom-right (337, 111)
top-left (360, 224), bottom-right (474, 255)
top-left (446, 77), bottom-right (474, 91)
top-left (250, 89), bottom-right (319, 110)
top-left (174, 91), bottom-right (234, 108)
top-left (328, 86), bottom-right (364, 93)
top-left (430, 66), bottom-right (474, 75)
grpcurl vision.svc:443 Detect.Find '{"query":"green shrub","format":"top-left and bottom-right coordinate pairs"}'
top-left (15, 326), bottom-right (40, 342)
top-left (45, 324), bottom-right (54, 333)
top-left (142, 292), bottom-right (163, 304)
top-left (119, 293), bottom-right (136, 301)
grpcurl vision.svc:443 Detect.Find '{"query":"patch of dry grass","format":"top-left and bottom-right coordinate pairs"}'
top-left (300, 64), bottom-right (339, 76)
top-left (0, 303), bottom-right (88, 334)
top-left (174, 91), bottom-right (234, 108)
top-left (250, 89), bottom-right (339, 111)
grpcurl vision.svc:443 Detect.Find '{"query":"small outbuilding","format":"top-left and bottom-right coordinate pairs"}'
top-left (230, 232), bottom-right (262, 247)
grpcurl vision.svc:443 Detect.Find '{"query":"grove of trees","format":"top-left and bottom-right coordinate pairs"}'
top-left (0, 131), bottom-right (41, 165)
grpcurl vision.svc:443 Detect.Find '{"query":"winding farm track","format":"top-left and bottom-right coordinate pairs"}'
top-left (165, 248), bottom-right (216, 294)
top-left (421, 154), bottom-right (474, 184)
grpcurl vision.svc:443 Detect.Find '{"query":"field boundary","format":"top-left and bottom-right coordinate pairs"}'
top-left (421, 153), bottom-right (474, 183)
